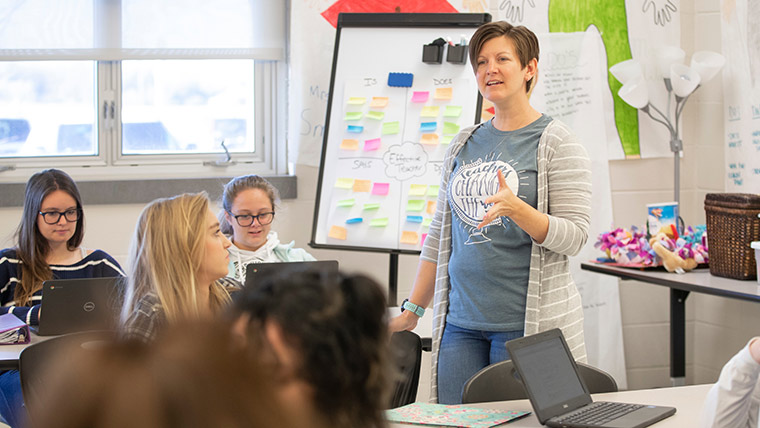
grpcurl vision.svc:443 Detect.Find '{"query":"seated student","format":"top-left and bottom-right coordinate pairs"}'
top-left (701, 337), bottom-right (760, 428)
top-left (220, 175), bottom-right (315, 282)
top-left (120, 192), bottom-right (238, 343)
top-left (33, 321), bottom-right (293, 428)
top-left (0, 168), bottom-right (124, 428)
top-left (233, 270), bottom-right (391, 428)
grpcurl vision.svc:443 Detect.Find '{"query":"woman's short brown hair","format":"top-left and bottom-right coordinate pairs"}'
top-left (468, 21), bottom-right (540, 92)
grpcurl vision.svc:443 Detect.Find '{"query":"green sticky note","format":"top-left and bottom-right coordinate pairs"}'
top-left (444, 105), bottom-right (462, 117)
top-left (363, 203), bottom-right (381, 210)
top-left (427, 185), bottom-right (439, 196)
top-left (382, 121), bottom-right (400, 135)
top-left (344, 111), bottom-right (363, 121)
top-left (422, 218), bottom-right (432, 227)
top-left (370, 217), bottom-right (389, 227)
top-left (337, 198), bottom-right (355, 207)
top-left (366, 111), bottom-right (385, 120)
top-left (406, 200), bottom-right (425, 211)
top-left (441, 135), bottom-right (454, 145)
top-left (443, 122), bottom-right (460, 134)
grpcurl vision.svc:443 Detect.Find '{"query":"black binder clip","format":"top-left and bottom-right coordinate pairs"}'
top-left (422, 38), bottom-right (446, 64)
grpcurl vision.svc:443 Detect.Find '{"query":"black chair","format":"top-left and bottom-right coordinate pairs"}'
top-left (19, 330), bottom-right (114, 422)
top-left (388, 331), bottom-right (422, 408)
top-left (461, 359), bottom-right (617, 404)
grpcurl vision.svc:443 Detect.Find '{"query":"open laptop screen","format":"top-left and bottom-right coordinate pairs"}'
top-left (244, 261), bottom-right (339, 289)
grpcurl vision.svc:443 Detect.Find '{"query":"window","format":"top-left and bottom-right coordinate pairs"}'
top-left (0, 0), bottom-right (287, 180)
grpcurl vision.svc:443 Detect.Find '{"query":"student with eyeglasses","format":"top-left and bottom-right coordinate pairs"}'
top-left (0, 168), bottom-right (124, 428)
top-left (220, 175), bottom-right (315, 282)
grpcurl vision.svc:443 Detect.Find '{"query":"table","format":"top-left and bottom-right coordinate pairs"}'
top-left (0, 333), bottom-right (48, 370)
top-left (581, 262), bottom-right (760, 385)
top-left (389, 384), bottom-right (712, 427)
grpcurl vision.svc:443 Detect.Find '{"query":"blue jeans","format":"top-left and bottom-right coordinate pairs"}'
top-left (437, 323), bottom-right (523, 404)
top-left (0, 370), bottom-right (25, 428)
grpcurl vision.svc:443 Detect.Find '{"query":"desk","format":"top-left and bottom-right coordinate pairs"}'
top-left (581, 263), bottom-right (760, 384)
top-left (388, 307), bottom-right (433, 351)
top-left (389, 384), bottom-right (712, 427)
top-left (0, 333), bottom-right (48, 370)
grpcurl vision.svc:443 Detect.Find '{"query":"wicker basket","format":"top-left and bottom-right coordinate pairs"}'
top-left (705, 193), bottom-right (760, 280)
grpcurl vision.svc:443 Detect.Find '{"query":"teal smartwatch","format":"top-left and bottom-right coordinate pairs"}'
top-left (401, 298), bottom-right (425, 317)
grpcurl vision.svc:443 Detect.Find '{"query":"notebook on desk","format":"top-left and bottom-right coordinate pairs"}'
top-left (505, 329), bottom-right (676, 428)
top-left (32, 277), bottom-right (123, 336)
top-left (244, 261), bottom-right (339, 288)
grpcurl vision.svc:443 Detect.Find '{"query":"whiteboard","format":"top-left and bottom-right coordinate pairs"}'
top-left (310, 13), bottom-right (490, 254)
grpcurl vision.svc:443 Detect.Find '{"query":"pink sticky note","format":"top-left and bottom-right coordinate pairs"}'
top-left (364, 138), bottom-right (381, 151)
top-left (422, 233), bottom-right (428, 245)
top-left (411, 91), bottom-right (429, 103)
top-left (372, 182), bottom-right (390, 195)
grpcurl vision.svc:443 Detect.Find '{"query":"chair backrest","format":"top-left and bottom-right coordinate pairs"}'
top-left (19, 330), bottom-right (114, 422)
top-left (388, 330), bottom-right (422, 408)
top-left (461, 359), bottom-right (617, 404)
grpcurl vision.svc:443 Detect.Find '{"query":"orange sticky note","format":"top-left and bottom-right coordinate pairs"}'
top-left (340, 139), bottom-right (359, 150)
top-left (421, 133), bottom-right (439, 145)
top-left (426, 201), bottom-right (437, 215)
top-left (370, 97), bottom-right (389, 108)
top-left (400, 231), bottom-right (419, 245)
top-left (328, 225), bottom-right (347, 240)
top-left (434, 87), bottom-right (453, 100)
top-left (353, 179), bottom-right (372, 192)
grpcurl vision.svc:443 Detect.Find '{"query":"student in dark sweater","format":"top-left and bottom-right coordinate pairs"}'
top-left (0, 169), bottom-right (124, 428)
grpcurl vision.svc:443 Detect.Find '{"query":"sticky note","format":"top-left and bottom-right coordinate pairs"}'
top-left (411, 91), bottom-right (429, 103)
top-left (345, 217), bottom-right (363, 224)
top-left (344, 111), bottom-right (363, 121)
top-left (426, 201), bottom-right (437, 214)
top-left (434, 87), bottom-right (453, 100)
top-left (372, 182), bottom-right (390, 195)
top-left (366, 111), bottom-right (385, 120)
top-left (388, 72), bottom-right (414, 87)
top-left (407, 199), bottom-right (425, 211)
top-left (337, 198), bottom-right (355, 207)
top-left (363, 138), bottom-right (381, 151)
top-left (340, 139), bottom-right (359, 150)
top-left (353, 179), bottom-right (372, 192)
top-left (406, 215), bottom-right (423, 223)
top-left (420, 122), bottom-right (437, 132)
top-left (427, 185), bottom-right (439, 197)
top-left (422, 233), bottom-right (428, 244)
top-left (423, 218), bottom-right (432, 227)
top-left (347, 125), bottom-right (364, 133)
top-left (370, 97), bottom-right (389, 108)
top-left (420, 106), bottom-right (440, 117)
top-left (363, 203), bottom-right (381, 210)
top-left (409, 184), bottom-right (427, 196)
top-left (443, 122), bottom-right (460, 135)
top-left (329, 225), bottom-right (347, 240)
top-left (347, 97), bottom-right (366, 105)
top-left (441, 135), bottom-right (454, 145)
top-left (370, 218), bottom-right (389, 227)
top-left (444, 105), bottom-right (462, 117)
top-left (382, 121), bottom-right (400, 135)
top-left (421, 133), bottom-right (439, 145)
top-left (335, 178), bottom-right (353, 189)
top-left (400, 231), bottom-right (419, 244)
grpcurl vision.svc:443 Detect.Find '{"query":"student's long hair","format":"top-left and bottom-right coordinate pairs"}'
top-left (235, 271), bottom-right (392, 428)
top-left (14, 169), bottom-right (84, 306)
top-left (120, 192), bottom-right (230, 325)
top-left (219, 174), bottom-right (280, 236)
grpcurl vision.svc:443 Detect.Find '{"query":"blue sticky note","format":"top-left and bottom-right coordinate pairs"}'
top-left (347, 125), bottom-right (364, 133)
top-left (406, 215), bottom-right (423, 223)
top-left (345, 217), bottom-right (363, 224)
top-left (388, 72), bottom-right (414, 88)
top-left (420, 122), bottom-right (437, 132)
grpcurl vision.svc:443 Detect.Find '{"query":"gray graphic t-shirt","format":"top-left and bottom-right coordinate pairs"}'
top-left (446, 115), bottom-right (550, 331)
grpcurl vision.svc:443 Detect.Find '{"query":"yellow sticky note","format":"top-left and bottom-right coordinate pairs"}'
top-left (420, 106), bottom-right (440, 117)
top-left (353, 179), bottom-right (372, 192)
top-left (444, 105), bottom-right (462, 117)
top-left (407, 200), bottom-right (425, 211)
top-left (409, 184), bottom-right (427, 196)
top-left (421, 133), bottom-right (439, 145)
top-left (427, 185), bottom-right (439, 197)
top-left (400, 231), bottom-right (419, 245)
top-left (434, 87), bottom-right (453, 100)
top-left (328, 225), bottom-right (347, 240)
top-left (366, 111), bottom-right (385, 120)
top-left (443, 122), bottom-right (460, 135)
top-left (340, 139), bottom-right (359, 150)
top-left (426, 201), bottom-right (437, 214)
top-left (347, 97), bottom-right (366, 105)
top-left (335, 178), bottom-right (353, 189)
top-left (370, 97), bottom-right (389, 108)
top-left (344, 111), bottom-right (363, 121)
top-left (382, 121), bottom-right (400, 135)
top-left (370, 217), bottom-right (389, 227)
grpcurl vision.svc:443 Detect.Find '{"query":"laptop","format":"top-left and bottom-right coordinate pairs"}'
top-left (33, 277), bottom-right (123, 336)
top-left (505, 329), bottom-right (676, 428)
top-left (244, 260), bottom-right (339, 289)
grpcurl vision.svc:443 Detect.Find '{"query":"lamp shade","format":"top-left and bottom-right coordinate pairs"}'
top-left (618, 76), bottom-right (649, 109)
top-left (655, 46), bottom-right (685, 78)
top-left (670, 63), bottom-right (701, 97)
top-left (610, 59), bottom-right (643, 84)
top-left (690, 50), bottom-right (726, 83)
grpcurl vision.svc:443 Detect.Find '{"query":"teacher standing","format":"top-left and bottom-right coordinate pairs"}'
top-left (390, 21), bottom-right (592, 404)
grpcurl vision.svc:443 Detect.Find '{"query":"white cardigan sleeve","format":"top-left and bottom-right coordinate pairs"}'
top-left (701, 338), bottom-right (760, 428)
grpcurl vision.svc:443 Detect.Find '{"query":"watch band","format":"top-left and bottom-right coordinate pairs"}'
top-left (401, 298), bottom-right (425, 317)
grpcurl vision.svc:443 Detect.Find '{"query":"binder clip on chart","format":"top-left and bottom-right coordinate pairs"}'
top-left (422, 37), bottom-right (468, 65)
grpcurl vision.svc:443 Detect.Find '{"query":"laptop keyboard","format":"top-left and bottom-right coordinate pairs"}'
top-left (555, 401), bottom-right (643, 426)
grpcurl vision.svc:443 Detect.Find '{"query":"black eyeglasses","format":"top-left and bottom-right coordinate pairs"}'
top-left (228, 211), bottom-right (275, 227)
top-left (38, 208), bottom-right (81, 224)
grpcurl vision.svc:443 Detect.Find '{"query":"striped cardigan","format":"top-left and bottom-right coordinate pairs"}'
top-left (420, 119), bottom-right (592, 402)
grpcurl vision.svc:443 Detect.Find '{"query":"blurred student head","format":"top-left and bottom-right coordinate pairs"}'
top-left (234, 270), bottom-right (392, 428)
top-left (220, 174), bottom-right (280, 251)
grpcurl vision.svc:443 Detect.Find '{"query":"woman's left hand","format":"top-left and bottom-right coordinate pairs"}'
top-left (477, 169), bottom-right (522, 229)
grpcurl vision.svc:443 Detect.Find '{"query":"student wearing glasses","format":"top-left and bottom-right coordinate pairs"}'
top-left (0, 168), bottom-right (124, 428)
top-left (220, 175), bottom-right (315, 282)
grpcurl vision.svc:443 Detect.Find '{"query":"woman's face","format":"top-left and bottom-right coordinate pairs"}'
top-left (225, 188), bottom-right (274, 251)
top-left (198, 209), bottom-right (232, 286)
top-left (475, 36), bottom-right (535, 106)
top-left (37, 190), bottom-right (79, 246)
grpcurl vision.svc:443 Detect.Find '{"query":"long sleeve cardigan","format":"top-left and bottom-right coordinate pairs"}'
top-left (420, 119), bottom-right (592, 402)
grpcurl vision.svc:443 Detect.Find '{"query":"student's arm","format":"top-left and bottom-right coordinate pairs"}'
top-left (0, 305), bottom-right (41, 326)
top-left (701, 338), bottom-right (760, 428)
